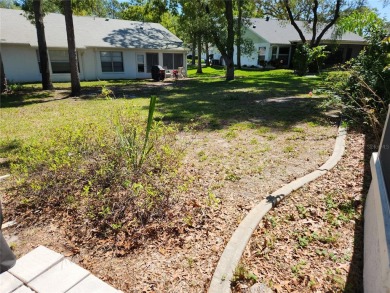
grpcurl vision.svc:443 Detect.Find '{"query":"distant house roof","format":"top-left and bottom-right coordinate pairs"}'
top-left (248, 18), bottom-right (366, 45)
top-left (0, 8), bottom-right (185, 50)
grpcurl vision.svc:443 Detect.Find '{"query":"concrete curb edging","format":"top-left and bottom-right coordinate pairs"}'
top-left (208, 126), bottom-right (347, 293)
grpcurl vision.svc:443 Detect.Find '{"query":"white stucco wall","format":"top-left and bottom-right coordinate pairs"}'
top-left (235, 28), bottom-right (271, 66)
top-left (1, 44), bottom-right (186, 83)
top-left (1, 44), bottom-right (41, 83)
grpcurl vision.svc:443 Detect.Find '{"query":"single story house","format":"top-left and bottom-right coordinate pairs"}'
top-left (211, 18), bottom-right (366, 68)
top-left (0, 8), bottom-right (187, 83)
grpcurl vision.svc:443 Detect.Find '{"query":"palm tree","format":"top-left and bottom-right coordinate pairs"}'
top-left (63, 0), bottom-right (81, 97)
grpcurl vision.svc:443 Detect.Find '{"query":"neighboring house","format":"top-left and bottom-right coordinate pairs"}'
top-left (0, 8), bottom-right (187, 83)
top-left (211, 18), bottom-right (366, 68)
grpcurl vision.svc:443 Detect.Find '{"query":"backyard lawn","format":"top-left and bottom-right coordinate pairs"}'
top-left (0, 68), bottom-right (363, 292)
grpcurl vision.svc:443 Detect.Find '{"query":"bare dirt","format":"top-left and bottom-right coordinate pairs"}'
top-left (1, 118), bottom-right (340, 292)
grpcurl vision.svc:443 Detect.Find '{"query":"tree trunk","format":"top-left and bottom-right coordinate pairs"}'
top-left (205, 42), bottom-right (210, 67)
top-left (225, 0), bottom-right (235, 80)
top-left (191, 38), bottom-right (196, 65)
top-left (33, 0), bottom-right (53, 90)
top-left (197, 33), bottom-right (203, 74)
top-left (63, 0), bottom-right (81, 97)
top-left (206, 0), bottom-right (235, 80)
top-left (0, 52), bottom-right (6, 93)
top-left (237, 0), bottom-right (243, 69)
top-left (224, 55), bottom-right (234, 81)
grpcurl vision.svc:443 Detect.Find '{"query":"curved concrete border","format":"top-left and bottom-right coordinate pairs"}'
top-left (209, 126), bottom-right (347, 293)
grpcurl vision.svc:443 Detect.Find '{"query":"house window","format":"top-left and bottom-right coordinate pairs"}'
top-left (258, 47), bottom-right (266, 61)
top-left (146, 53), bottom-right (159, 73)
top-left (163, 53), bottom-right (184, 69)
top-left (163, 54), bottom-right (173, 69)
top-left (174, 54), bottom-right (184, 68)
top-left (278, 46), bottom-right (290, 64)
top-left (272, 46), bottom-right (278, 60)
top-left (100, 51), bottom-right (124, 72)
top-left (49, 50), bottom-right (72, 74)
top-left (37, 50), bottom-right (79, 74)
top-left (137, 54), bottom-right (145, 72)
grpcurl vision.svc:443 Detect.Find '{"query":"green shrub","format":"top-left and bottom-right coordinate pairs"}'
top-left (293, 44), bottom-right (310, 76)
top-left (293, 44), bottom-right (329, 75)
top-left (322, 26), bottom-right (390, 138)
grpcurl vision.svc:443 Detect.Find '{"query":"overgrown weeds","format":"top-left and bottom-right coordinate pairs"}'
top-left (321, 26), bottom-right (390, 139)
top-left (7, 96), bottom-right (184, 255)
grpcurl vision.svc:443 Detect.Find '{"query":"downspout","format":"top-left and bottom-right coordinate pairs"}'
top-left (80, 50), bottom-right (86, 81)
top-left (94, 48), bottom-right (98, 80)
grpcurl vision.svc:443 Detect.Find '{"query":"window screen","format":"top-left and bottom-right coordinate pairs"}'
top-left (100, 51), bottom-right (124, 72)
top-left (146, 53), bottom-right (159, 73)
top-left (50, 50), bottom-right (71, 73)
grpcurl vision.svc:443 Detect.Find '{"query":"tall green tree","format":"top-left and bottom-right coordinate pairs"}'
top-left (235, 0), bottom-right (256, 69)
top-left (177, 0), bottom-right (213, 71)
top-left (119, 0), bottom-right (172, 23)
top-left (20, 0), bottom-right (54, 90)
top-left (184, 0), bottom-right (212, 73)
top-left (63, 0), bottom-right (81, 96)
top-left (336, 7), bottom-right (386, 37)
top-left (284, 0), bottom-right (342, 48)
top-left (207, 0), bottom-right (235, 80)
top-left (32, 0), bottom-right (53, 90)
top-left (72, 0), bottom-right (120, 17)
top-left (236, 0), bottom-right (243, 69)
top-left (255, 0), bottom-right (366, 47)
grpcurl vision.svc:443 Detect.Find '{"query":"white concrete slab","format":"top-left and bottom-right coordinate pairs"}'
top-left (12, 285), bottom-right (35, 292)
top-left (9, 245), bottom-right (64, 283)
top-left (0, 271), bottom-right (23, 293)
top-left (67, 274), bottom-right (120, 293)
top-left (28, 258), bottom-right (90, 293)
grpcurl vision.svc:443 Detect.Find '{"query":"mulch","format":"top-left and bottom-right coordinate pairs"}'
top-left (234, 132), bottom-right (368, 292)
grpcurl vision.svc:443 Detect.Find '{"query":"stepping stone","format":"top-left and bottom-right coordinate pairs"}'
top-left (0, 271), bottom-right (23, 293)
top-left (12, 285), bottom-right (35, 292)
top-left (67, 274), bottom-right (121, 293)
top-left (2, 245), bottom-right (121, 292)
top-left (9, 245), bottom-right (64, 283)
top-left (28, 259), bottom-right (90, 293)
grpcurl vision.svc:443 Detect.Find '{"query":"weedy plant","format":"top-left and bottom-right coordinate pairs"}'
top-left (100, 85), bottom-right (115, 99)
top-left (8, 95), bottom-right (184, 254)
top-left (231, 262), bottom-right (258, 288)
top-left (114, 96), bottom-right (157, 171)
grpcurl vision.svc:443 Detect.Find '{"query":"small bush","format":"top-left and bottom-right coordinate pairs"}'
top-left (322, 26), bottom-right (390, 138)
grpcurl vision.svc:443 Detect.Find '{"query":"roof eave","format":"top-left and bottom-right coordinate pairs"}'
top-left (289, 39), bottom-right (367, 45)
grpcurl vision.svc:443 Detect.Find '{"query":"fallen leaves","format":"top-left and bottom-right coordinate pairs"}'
top-left (235, 132), bottom-right (367, 292)
top-left (4, 121), bottom-right (340, 292)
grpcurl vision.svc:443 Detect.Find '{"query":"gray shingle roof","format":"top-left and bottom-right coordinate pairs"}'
top-left (0, 8), bottom-right (184, 50)
top-left (249, 18), bottom-right (365, 45)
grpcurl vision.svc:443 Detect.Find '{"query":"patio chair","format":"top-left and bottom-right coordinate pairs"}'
top-left (163, 66), bottom-right (172, 78)
top-left (178, 67), bottom-right (186, 78)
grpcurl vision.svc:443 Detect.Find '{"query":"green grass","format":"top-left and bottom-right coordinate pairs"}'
top-left (1, 68), bottom-right (327, 155)
top-left (0, 67), bottom-right (336, 257)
